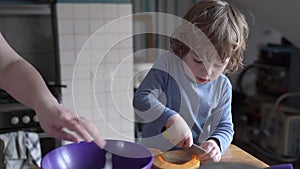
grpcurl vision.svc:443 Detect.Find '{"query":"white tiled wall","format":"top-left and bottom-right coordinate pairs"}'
top-left (56, 3), bottom-right (134, 142)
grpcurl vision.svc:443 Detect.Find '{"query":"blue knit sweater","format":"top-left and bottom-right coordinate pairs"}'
top-left (133, 52), bottom-right (234, 154)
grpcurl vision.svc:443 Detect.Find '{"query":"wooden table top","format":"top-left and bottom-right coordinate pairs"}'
top-left (221, 144), bottom-right (269, 168)
top-left (32, 144), bottom-right (269, 169)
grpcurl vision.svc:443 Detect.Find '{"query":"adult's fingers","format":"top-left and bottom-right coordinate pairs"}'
top-left (79, 116), bottom-right (106, 148)
top-left (47, 126), bottom-right (79, 143)
top-left (61, 115), bottom-right (92, 142)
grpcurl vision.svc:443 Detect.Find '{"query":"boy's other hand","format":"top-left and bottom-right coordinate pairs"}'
top-left (198, 139), bottom-right (221, 164)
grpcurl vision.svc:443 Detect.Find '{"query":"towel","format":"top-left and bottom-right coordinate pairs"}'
top-left (0, 131), bottom-right (42, 169)
top-left (24, 132), bottom-right (42, 166)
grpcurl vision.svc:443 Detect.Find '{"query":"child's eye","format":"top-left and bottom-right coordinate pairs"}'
top-left (193, 59), bottom-right (202, 64)
top-left (214, 64), bottom-right (224, 70)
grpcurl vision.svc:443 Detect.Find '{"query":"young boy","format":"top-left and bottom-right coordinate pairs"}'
top-left (133, 0), bottom-right (249, 164)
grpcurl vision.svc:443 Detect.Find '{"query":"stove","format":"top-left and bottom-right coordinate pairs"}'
top-left (0, 89), bottom-right (62, 160)
top-left (0, 103), bottom-right (40, 133)
top-left (0, 87), bottom-right (47, 132)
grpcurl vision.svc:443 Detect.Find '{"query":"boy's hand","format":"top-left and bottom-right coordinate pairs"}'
top-left (164, 114), bottom-right (193, 148)
top-left (198, 139), bottom-right (221, 164)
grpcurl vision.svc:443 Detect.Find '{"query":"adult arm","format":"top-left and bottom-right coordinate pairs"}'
top-left (0, 33), bottom-right (105, 147)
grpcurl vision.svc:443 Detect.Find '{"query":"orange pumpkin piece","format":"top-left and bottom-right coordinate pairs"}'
top-left (149, 148), bottom-right (200, 169)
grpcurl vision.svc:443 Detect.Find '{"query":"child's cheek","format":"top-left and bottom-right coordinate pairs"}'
top-left (209, 70), bottom-right (223, 81)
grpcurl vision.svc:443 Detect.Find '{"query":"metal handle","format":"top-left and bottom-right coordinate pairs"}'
top-left (38, 132), bottom-right (51, 138)
top-left (0, 4), bottom-right (51, 15)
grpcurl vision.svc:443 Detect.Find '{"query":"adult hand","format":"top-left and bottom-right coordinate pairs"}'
top-left (165, 114), bottom-right (193, 148)
top-left (0, 33), bottom-right (105, 148)
top-left (35, 102), bottom-right (106, 148)
top-left (198, 139), bottom-right (221, 164)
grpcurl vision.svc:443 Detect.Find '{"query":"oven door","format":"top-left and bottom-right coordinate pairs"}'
top-left (0, 3), bottom-right (60, 86)
top-left (0, 139), bottom-right (4, 169)
top-left (38, 132), bottom-right (61, 157)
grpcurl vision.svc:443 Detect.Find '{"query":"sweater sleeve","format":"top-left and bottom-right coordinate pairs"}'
top-left (133, 57), bottom-right (178, 132)
top-left (209, 81), bottom-right (234, 154)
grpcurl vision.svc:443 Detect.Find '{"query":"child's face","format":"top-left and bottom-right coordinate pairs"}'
top-left (183, 49), bottom-right (229, 84)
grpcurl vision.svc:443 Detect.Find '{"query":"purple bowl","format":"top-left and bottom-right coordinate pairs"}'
top-left (41, 140), bottom-right (153, 169)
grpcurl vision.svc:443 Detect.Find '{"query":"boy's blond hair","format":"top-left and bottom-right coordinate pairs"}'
top-left (170, 0), bottom-right (249, 73)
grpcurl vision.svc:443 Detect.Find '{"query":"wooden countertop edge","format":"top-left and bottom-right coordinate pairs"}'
top-left (221, 144), bottom-right (269, 168)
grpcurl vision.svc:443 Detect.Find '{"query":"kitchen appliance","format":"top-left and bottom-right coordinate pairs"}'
top-left (260, 103), bottom-right (300, 157)
top-left (41, 140), bottom-right (154, 169)
top-left (0, 2), bottom-right (60, 87)
top-left (0, 101), bottom-right (62, 157)
top-left (0, 0), bottom-right (63, 164)
top-left (0, 139), bottom-right (4, 169)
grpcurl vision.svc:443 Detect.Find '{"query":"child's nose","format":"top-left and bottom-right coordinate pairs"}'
top-left (199, 68), bottom-right (209, 78)
top-left (203, 65), bottom-right (212, 76)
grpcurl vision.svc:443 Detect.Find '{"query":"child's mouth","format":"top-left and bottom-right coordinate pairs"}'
top-left (196, 77), bottom-right (209, 83)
